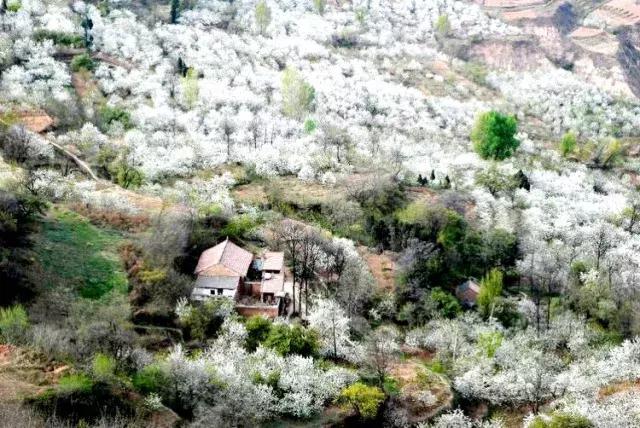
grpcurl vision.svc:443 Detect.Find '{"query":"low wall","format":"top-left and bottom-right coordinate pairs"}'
top-left (235, 305), bottom-right (279, 318)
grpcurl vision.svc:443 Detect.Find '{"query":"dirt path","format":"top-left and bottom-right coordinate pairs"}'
top-left (357, 246), bottom-right (398, 292)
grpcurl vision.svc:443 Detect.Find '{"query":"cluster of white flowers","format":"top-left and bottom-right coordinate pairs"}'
top-left (69, 180), bottom-right (142, 215)
top-left (0, 1), bottom-right (73, 105)
top-left (488, 69), bottom-right (640, 139)
top-left (156, 318), bottom-right (357, 422)
top-left (306, 297), bottom-right (364, 363)
top-left (172, 173), bottom-right (236, 215)
top-left (407, 311), bottom-right (640, 420)
top-left (0, 0), bottom-right (497, 183)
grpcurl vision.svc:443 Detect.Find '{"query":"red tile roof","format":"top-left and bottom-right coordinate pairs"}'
top-left (263, 251), bottom-right (284, 272)
top-left (262, 273), bottom-right (285, 294)
top-left (195, 238), bottom-right (253, 277)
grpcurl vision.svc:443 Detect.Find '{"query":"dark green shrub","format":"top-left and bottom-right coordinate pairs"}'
top-left (6, 0), bottom-right (21, 12)
top-left (113, 161), bottom-right (144, 189)
top-left (98, 106), bottom-right (133, 131)
top-left (530, 413), bottom-right (593, 428)
top-left (33, 30), bottom-right (84, 48)
top-left (437, 210), bottom-right (466, 249)
top-left (71, 53), bottom-right (96, 72)
top-left (220, 214), bottom-right (261, 240)
top-left (264, 323), bottom-right (319, 357)
top-left (133, 364), bottom-right (169, 394)
top-left (427, 287), bottom-right (461, 319)
top-left (559, 132), bottom-right (577, 157)
top-left (28, 380), bottom-right (135, 425)
top-left (58, 373), bottom-right (93, 393)
top-left (245, 316), bottom-right (273, 351)
top-left (303, 118), bottom-right (317, 134)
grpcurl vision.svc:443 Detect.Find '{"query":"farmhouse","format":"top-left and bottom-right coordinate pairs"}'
top-left (191, 238), bottom-right (289, 316)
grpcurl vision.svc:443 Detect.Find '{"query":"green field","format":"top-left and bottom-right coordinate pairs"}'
top-left (33, 208), bottom-right (128, 299)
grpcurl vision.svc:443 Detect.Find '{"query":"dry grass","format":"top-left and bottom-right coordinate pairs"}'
top-left (232, 183), bottom-right (269, 206)
top-left (15, 110), bottom-right (54, 134)
top-left (598, 379), bottom-right (640, 399)
top-left (233, 175), bottom-right (339, 209)
top-left (0, 345), bottom-right (64, 402)
top-left (69, 203), bottom-right (150, 232)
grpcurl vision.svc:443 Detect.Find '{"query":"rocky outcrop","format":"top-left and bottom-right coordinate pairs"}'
top-left (617, 28), bottom-right (640, 98)
top-left (552, 2), bottom-right (579, 35)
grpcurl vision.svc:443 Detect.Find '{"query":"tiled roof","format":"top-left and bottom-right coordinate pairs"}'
top-left (195, 238), bottom-right (253, 277)
top-left (456, 279), bottom-right (480, 304)
top-left (262, 273), bottom-right (285, 294)
top-left (194, 275), bottom-right (240, 290)
top-left (458, 280), bottom-right (480, 294)
top-left (263, 251), bottom-right (284, 272)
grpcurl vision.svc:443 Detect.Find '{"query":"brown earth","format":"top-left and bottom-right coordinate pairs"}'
top-left (358, 246), bottom-right (398, 292)
top-left (0, 345), bottom-right (66, 402)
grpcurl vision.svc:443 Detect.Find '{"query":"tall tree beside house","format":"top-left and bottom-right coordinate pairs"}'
top-left (274, 220), bottom-right (326, 316)
top-left (170, 0), bottom-right (180, 24)
top-left (297, 226), bottom-right (325, 316)
top-left (477, 268), bottom-right (503, 318)
top-left (307, 298), bottom-right (351, 360)
top-left (274, 220), bottom-right (304, 314)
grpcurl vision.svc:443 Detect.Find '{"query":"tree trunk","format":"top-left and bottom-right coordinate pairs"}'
top-left (305, 280), bottom-right (309, 317)
top-left (298, 279), bottom-right (303, 317)
top-left (332, 316), bottom-right (337, 358)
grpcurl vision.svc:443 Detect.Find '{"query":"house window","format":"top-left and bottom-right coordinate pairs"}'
top-left (217, 289), bottom-right (223, 295)
top-left (210, 289), bottom-right (215, 295)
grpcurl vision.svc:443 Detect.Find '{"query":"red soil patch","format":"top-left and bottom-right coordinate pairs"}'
top-left (16, 110), bottom-right (54, 133)
top-left (570, 26), bottom-right (605, 38)
top-left (358, 246), bottom-right (398, 291)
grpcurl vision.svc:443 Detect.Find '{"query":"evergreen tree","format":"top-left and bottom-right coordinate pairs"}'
top-left (170, 0), bottom-right (180, 24)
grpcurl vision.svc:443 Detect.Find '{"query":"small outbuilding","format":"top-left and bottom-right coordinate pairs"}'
top-left (456, 279), bottom-right (480, 308)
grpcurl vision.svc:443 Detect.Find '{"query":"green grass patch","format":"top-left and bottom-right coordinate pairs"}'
top-left (58, 373), bottom-right (93, 393)
top-left (34, 208), bottom-right (128, 299)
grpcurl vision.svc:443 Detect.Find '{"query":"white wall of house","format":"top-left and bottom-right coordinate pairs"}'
top-left (191, 287), bottom-right (237, 300)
